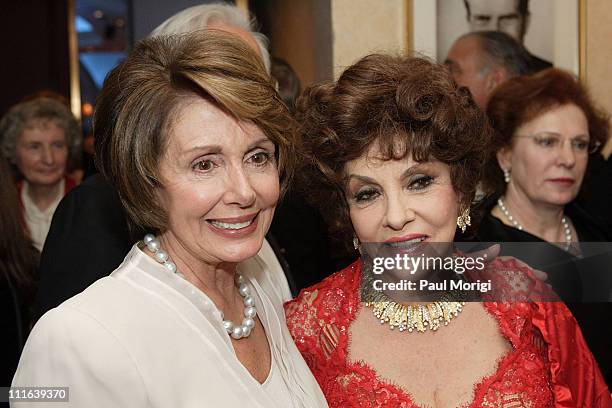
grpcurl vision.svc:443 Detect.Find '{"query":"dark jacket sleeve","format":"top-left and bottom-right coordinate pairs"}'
top-left (36, 175), bottom-right (132, 319)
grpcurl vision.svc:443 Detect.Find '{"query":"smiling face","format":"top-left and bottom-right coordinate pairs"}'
top-left (345, 142), bottom-right (460, 250)
top-left (498, 103), bottom-right (589, 206)
top-left (157, 97), bottom-right (279, 265)
top-left (15, 121), bottom-right (68, 187)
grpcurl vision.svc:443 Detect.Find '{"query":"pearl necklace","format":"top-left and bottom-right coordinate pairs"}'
top-left (497, 197), bottom-right (572, 250)
top-left (143, 234), bottom-right (257, 340)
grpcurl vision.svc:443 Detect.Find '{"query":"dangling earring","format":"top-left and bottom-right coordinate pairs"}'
top-left (457, 208), bottom-right (471, 233)
top-left (503, 168), bottom-right (511, 184)
top-left (353, 236), bottom-right (361, 251)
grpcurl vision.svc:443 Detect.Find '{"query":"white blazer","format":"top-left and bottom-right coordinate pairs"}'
top-left (12, 243), bottom-right (328, 408)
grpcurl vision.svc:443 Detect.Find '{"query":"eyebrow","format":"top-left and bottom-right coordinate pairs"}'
top-left (532, 131), bottom-right (590, 139)
top-left (346, 163), bottom-right (428, 185)
top-left (181, 137), bottom-right (274, 157)
top-left (498, 13), bottom-right (520, 20)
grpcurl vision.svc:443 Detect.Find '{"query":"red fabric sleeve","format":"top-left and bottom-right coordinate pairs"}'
top-left (532, 301), bottom-right (612, 407)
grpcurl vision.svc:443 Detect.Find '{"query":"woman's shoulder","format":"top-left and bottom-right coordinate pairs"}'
top-left (13, 297), bottom-right (149, 405)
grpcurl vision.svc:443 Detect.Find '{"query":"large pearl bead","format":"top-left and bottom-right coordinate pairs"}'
top-left (244, 295), bottom-right (255, 308)
top-left (146, 240), bottom-right (160, 252)
top-left (144, 234), bottom-right (156, 244)
top-left (231, 326), bottom-right (244, 339)
top-left (163, 261), bottom-right (177, 273)
top-left (242, 326), bottom-right (252, 337)
top-left (244, 306), bottom-right (257, 319)
top-left (154, 250), bottom-right (169, 263)
top-left (239, 283), bottom-right (250, 297)
top-left (242, 317), bottom-right (255, 329)
top-left (223, 321), bottom-right (234, 333)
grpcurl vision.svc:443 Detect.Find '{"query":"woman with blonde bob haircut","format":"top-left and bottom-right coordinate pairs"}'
top-left (12, 30), bottom-right (327, 408)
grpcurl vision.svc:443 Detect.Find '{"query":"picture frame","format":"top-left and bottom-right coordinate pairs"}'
top-left (411, 0), bottom-right (582, 77)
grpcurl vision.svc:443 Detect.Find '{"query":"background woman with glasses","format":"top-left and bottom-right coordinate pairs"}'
top-left (480, 67), bottom-right (609, 258)
top-left (477, 67), bottom-right (612, 386)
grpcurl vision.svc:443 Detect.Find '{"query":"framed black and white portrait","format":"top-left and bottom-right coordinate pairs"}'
top-left (412, 0), bottom-right (581, 75)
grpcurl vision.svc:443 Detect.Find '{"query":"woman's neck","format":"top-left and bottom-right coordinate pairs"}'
top-left (26, 180), bottom-right (63, 212)
top-left (498, 185), bottom-right (566, 243)
top-left (156, 231), bottom-right (240, 309)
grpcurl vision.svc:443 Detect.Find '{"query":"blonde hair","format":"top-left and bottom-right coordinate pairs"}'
top-left (94, 30), bottom-right (296, 233)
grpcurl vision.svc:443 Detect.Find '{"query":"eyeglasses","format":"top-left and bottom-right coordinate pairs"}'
top-left (514, 132), bottom-right (601, 155)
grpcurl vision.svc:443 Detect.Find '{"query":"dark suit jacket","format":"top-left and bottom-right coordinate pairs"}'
top-left (36, 174), bottom-right (132, 319)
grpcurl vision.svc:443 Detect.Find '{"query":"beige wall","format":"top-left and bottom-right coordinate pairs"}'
top-left (263, 0), bottom-right (409, 86)
top-left (331, 0), bottom-right (409, 78)
top-left (584, 0), bottom-right (612, 157)
top-left (266, 0), bottom-right (317, 87)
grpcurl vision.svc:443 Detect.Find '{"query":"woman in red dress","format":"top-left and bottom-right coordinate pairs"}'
top-left (285, 54), bottom-right (611, 407)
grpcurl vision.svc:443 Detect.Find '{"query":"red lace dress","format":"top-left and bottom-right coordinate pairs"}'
top-left (285, 258), bottom-right (612, 408)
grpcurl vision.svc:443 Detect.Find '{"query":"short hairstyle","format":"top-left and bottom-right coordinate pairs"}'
top-left (463, 0), bottom-right (529, 18)
top-left (466, 31), bottom-right (533, 76)
top-left (296, 54), bottom-right (492, 243)
top-left (94, 30), bottom-right (296, 234)
top-left (483, 68), bottom-right (610, 197)
top-left (0, 97), bottom-right (80, 172)
top-left (150, 2), bottom-right (270, 73)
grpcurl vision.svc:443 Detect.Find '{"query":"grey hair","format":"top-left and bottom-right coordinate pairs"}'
top-left (149, 2), bottom-right (270, 73)
top-left (0, 97), bottom-right (80, 167)
top-left (466, 31), bottom-right (533, 77)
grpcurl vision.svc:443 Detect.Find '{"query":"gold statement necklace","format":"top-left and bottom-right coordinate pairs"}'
top-left (362, 270), bottom-right (465, 333)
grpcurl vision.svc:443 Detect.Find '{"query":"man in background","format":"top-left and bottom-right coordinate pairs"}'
top-left (463, 0), bottom-right (551, 70)
top-left (445, 31), bottom-right (532, 109)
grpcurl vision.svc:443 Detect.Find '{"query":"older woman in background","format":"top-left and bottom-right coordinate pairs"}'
top-left (12, 31), bottom-right (326, 407)
top-left (285, 55), bottom-right (611, 407)
top-left (477, 67), bottom-right (612, 387)
top-left (480, 68), bottom-right (609, 247)
top-left (0, 97), bottom-right (79, 251)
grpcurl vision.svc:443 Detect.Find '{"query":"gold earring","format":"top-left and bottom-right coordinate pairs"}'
top-left (457, 208), bottom-right (471, 233)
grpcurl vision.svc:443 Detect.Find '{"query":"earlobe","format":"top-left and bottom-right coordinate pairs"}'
top-left (487, 68), bottom-right (506, 93)
top-left (496, 148), bottom-right (512, 171)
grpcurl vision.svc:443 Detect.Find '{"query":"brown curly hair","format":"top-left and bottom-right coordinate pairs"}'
top-left (483, 68), bottom-right (610, 198)
top-left (295, 54), bottom-right (492, 246)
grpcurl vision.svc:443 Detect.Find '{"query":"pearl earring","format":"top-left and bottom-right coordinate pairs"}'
top-left (503, 168), bottom-right (511, 183)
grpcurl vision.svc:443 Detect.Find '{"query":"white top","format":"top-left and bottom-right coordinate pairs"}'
top-left (262, 351), bottom-right (298, 407)
top-left (21, 179), bottom-right (64, 251)
top-left (12, 243), bottom-right (328, 408)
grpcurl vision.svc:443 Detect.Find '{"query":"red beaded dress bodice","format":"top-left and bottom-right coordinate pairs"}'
top-left (285, 259), bottom-right (611, 408)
